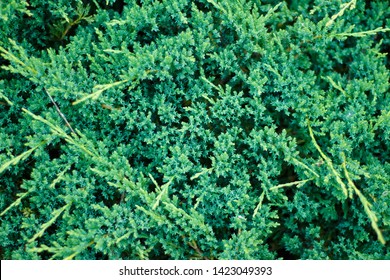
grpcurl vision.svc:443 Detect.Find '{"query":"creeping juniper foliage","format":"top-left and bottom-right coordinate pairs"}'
top-left (0, 0), bottom-right (389, 260)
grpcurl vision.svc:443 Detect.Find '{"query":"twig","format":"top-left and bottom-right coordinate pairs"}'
top-left (188, 240), bottom-right (209, 260)
top-left (45, 89), bottom-right (76, 134)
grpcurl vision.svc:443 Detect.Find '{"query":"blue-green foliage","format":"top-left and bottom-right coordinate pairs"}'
top-left (0, 0), bottom-right (389, 259)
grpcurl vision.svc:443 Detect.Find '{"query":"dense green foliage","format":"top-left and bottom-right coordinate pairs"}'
top-left (0, 0), bottom-right (389, 260)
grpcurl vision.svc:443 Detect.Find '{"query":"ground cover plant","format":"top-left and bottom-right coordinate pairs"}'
top-left (0, 0), bottom-right (389, 260)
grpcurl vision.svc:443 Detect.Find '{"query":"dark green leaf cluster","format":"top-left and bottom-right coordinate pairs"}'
top-left (1, 0), bottom-right (389, 259)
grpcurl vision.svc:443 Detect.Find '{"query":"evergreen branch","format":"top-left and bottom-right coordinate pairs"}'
top-left (0, 191), bottom-right (31, 217)
top-left (263, 2), bottom-right (283, 21)
top-left (201, 76), bottom-right (220, 91)
top-left (308, 122), bottom-right (348, 198)
top-left (0, 39), bottom-right (38, 77)
top-left (264, 63), bottom-right (282, 79)
top-left (22, 108), bottom-right (70, 139)
top-left (63, 129), bottom-right (98, 158)
top-left (206, 0), bottom-right (227, 15)
top-left (28, 202), bottom-right (72, 244)
top-left (290, 158), bottom-right (320, 178)
top-left (0, 140), bottom-right (47, 174)
top-left (323, 76), bottom-right (348, 97)
top-left (371, 110), bottom-right (390, 133)
top-left (194, 193), bottom-right (205, 210)
top-left (49, 164), bottom-right (72, 189)
top-left (332, 27), bottom-right (390, 38)
top-left (72, 79), bottom-right (128, 105)
top-left (0, 91), bottom-right (14, 106)
top-left (0, 45), bottom-right (28, 69)
top-left (63, 240), bottom-right (95, 260)
top-left (253, 191), bottom-right (265, 218)
top-left (0, 0), bottom-right (32, 21)
top-left (22, 108), bottom-right (98, 158)
top-left (51, 4), bottom-right (94, 40)
top-left (190, 168), bottom-right (213, 180)
top-left (148, 173), bottom-right (161, 192)
top-left (29, 240), bottom-right (94, 260)
top-left (136, 205), bottom-right (167, 225)
top-left (269, 178), bottom-right (314, 191)
top-left (342, 154), bottom-right (386, 245)
top-left (326, 0), bottom-right (356, 27)
top-left (152, 176), bottom-right (174, 210)
top-left (27, 244), bottom-right (61, 255)
top-left (163, 202), bottom-right (193, 221)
